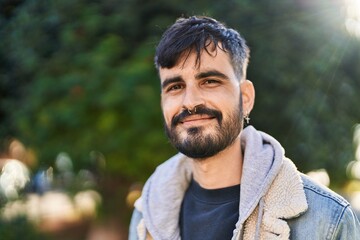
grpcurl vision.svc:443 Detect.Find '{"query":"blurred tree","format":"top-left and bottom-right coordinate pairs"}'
top-left (238, 0), bottom-right (360, 186)
top-left (0, 0), bottom-right (359, 189)
top-left (0, 216), bottom-right (50, 240)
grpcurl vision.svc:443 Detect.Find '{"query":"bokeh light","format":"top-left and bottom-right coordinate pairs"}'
top-left (344, 0), bottom-right (360, 38)
top-left (306, 169), bottom-right (330, 187)
top-left (0, 160), bottom-right (30, 200)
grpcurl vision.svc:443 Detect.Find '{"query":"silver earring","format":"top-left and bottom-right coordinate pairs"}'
top-left (244, 113), bottom-right (250, 124)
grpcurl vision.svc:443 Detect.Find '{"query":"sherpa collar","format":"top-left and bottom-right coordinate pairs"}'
top-left (136, 126), bottom-right (308, 240)
top-left (241, 158), bottom-right (308, 240)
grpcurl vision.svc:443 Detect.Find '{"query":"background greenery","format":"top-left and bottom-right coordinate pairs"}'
top-left (1, 0), bottom-right (359, 237)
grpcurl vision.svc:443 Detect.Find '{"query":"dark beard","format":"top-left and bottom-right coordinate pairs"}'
top-left (164, 100), bottom-right (243, 159)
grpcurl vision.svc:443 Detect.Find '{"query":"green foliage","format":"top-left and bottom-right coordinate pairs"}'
top-left (240, 0), bottom-right (360, 186)
top-left (0, 216), bottom-right (51, 240)
top-left (1, 0), bottom-right (359, 186)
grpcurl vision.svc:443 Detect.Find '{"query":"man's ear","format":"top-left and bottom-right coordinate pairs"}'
top-left (240, 80), bottom-right (255, 115)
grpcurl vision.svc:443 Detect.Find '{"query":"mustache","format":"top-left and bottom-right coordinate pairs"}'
top-left (171, 105), bottom-right (223, 127)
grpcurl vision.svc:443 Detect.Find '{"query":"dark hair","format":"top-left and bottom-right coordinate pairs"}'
top-left (154, 16), bottom-right (250, 79)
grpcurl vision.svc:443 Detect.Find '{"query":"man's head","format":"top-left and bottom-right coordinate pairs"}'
top-left (155, 16), bottom-right (250, 80)
top-left (156, 16), bottom-right (255, 159)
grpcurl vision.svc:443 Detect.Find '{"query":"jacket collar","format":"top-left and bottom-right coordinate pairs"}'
top-left (138, 126), bottom-right (308, 240)
top-left (242, 158), bottom-right (308, 240)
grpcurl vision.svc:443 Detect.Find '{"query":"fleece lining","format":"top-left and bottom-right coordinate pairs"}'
top-left (136, 126), bottom-right (308, 240)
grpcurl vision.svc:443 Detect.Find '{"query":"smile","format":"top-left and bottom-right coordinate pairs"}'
top-left (180, 115), bottom-right (216, 126)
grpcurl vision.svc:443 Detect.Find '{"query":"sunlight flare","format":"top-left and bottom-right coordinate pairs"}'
top-left (344, 0), bottom-right (360, 38)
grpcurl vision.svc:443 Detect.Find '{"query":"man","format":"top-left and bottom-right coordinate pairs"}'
top-left (129, 16), bottom-right (360, 240)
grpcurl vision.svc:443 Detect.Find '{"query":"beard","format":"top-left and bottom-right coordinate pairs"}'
top-left (164, 97), bottom-right (243, 159)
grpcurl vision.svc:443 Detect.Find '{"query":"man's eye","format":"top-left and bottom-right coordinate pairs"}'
top-left (168, 84), bottom-right (183, 92)
top-left (204, 79), bottom-right (220, 85)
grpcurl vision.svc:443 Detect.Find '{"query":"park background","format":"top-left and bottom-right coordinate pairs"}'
top-left (1, 0), bottom-right (360, 239)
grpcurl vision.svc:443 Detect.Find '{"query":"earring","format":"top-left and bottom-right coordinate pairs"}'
top-left (244, 113), bottom-right (250, 124)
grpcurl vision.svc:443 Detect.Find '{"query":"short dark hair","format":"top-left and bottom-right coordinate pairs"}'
top-left (154, 16), bottom-right (250, 79)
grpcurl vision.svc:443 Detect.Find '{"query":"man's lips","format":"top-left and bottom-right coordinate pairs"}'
top-left (180, 115), bottom-right (216, 125)
top-left (171, 106), bottom-right (222, 128)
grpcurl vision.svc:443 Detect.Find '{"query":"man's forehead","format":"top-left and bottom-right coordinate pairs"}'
top-left (159, 48), bottom-right (233, 81)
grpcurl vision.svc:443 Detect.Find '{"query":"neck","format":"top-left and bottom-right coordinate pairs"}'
top-left (191, 136), bottom-right (243, 189)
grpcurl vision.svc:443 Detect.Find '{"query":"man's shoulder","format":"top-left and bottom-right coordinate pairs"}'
top-left (300, 173), bottom-right (350, 209)
top-left (287, 174), bottom-right (360, 239)
top-left (141, 153), bottom-right (192, 202)
top-left (296, 173), bottom-right (353, 231)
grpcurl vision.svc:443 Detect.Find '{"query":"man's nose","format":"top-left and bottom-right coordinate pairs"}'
top-left (182, 85), bottom-right (205, 111)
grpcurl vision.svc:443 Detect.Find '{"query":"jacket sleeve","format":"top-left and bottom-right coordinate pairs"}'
top-left (333, 205), bottom-right (360, 240)
top-left (129, 208), bottom-right (143, 240)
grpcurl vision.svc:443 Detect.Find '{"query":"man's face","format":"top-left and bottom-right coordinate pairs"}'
top-left (159, 47), bottom-right (244, 159)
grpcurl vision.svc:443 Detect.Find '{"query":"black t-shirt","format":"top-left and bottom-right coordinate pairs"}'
top-left (180, 178), bottom-right (240, 240)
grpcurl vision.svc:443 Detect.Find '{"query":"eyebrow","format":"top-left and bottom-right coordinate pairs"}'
top-left (161, 70), bottom-right (229, 90)
top-left (161, 76), bottom-right (184, 90)
top-left (195, 70), bottom-right (229, 80)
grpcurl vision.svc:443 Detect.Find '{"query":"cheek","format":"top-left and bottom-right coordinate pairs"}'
top-left (161, 99), bottom-right (177, 125)
top-left (214, 92), bottom-right (239, 109)
top-left (218, 95), bottom-right (241, 117)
